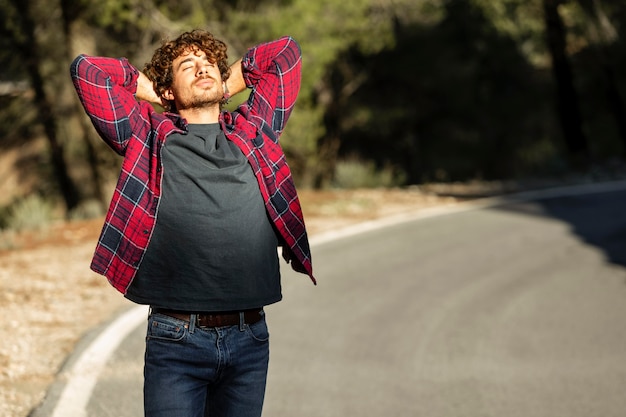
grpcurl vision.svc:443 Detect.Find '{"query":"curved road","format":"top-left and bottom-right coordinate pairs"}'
top-left (37, 183), bottom-right (626, 417)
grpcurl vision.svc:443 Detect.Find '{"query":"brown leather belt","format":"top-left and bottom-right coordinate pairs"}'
top-left (153, 308), bottom-right (263, 328)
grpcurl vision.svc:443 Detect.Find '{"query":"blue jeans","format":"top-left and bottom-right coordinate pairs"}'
top-left (143, 311), bottom-right (270, 417)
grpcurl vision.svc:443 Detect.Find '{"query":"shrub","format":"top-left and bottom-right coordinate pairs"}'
top-left (2, 195), bottom-right (55, 232)
top-left (333, 159), bottom-right (404, 189)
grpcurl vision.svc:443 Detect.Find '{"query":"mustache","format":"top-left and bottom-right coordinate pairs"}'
top-left (194, 75), bottom-right (216, 84)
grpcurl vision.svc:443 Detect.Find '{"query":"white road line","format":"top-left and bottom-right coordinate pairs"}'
top-left (50, 179), bottom-right (626, 416)
top-left (51, 305), bottom-right (148, 417)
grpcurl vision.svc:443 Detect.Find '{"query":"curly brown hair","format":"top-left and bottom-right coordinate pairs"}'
top-left (144, 29), bottom-right (231, 110)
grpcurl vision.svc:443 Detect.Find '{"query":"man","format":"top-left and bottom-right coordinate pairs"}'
top-left (70, 29), bottom-right (315, 417)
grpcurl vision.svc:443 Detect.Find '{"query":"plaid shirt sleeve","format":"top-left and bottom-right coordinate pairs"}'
top-left (222, 37), bottom-right (316, 284)
top-left (70, 55), bottom-right (174, 293)
top-left (70, 55), bottom-right (147, 154)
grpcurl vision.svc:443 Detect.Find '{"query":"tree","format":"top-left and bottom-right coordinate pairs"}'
top-left (335, 0), bottom-right (557, 182)
top-left (575, 0), bottom-right (626, 157)
top-left (3, 0), bottom-right (80, 212)
top-left (3, 0), bottom-right (626, 214)
top-left (213, 0), bottom-right (404, 187)
top-left (543, 0), bottom-right (589, 167)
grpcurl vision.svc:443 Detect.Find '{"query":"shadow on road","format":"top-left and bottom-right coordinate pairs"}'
top-left (493, 190), bottom-right (626, 270)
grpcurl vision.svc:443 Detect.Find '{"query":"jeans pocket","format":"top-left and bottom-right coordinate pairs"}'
top-left (147, 314), bottom-right (187, 342)
top-left (245, 317), bottom-right (270, 343)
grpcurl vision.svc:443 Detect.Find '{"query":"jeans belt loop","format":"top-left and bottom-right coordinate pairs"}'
top-left (188, 313), bottom-right (196, 333)
top-left (238, 311), bottom-right (245, 331)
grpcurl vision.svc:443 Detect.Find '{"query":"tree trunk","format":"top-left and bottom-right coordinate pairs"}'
top-left (60, 0), bottom-right (108, 210)
top-left (577, 0), bottom-right (626, 157)
top-left (543, 0), bottom-right (590, 167)
top-left (11, 0), bottom-right (80, 212)
top-left (602, 63), bottom-right (626, 158)
top-left (315, 58), bottom-right (367, 188)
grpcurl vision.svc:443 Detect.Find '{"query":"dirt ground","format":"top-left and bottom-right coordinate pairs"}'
top-left (0, 187), bottom-right (467, 417)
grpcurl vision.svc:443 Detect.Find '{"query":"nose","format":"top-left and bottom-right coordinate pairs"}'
top-left (197, 63), bottom-right (208, 76)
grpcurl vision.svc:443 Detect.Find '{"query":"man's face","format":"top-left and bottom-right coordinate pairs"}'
top-left (165, 47), bottom-right (224, 111)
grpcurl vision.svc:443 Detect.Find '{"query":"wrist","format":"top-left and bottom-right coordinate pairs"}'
top-left (136, 72), bottom-right (161, 104)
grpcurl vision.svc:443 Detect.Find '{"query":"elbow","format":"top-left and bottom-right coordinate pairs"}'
top-left (69, 54), bottom-right (88, 80)
top-left (280, 37), bottom-right (302, 74)
top-left (285, 36), bottom-right (302, 57)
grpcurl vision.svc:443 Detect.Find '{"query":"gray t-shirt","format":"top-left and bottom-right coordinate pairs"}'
top-left (126, 123), bottom-right (281, 311)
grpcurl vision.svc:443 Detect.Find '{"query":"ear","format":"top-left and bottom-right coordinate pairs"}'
top-left (163, 89), bottom-right (175, 101)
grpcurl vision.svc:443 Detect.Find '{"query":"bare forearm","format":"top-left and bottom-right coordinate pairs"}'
top-left (136, 71), bottom-right (161, 104)
top-left (226, 59), bottom-right (246, 96)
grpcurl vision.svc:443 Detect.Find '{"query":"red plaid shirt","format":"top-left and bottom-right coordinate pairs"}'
top-left (70, 36), bottom-right (315, 293)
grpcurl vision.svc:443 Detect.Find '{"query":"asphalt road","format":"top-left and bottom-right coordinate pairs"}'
top-left (38, 183), bottom-right (626, 417)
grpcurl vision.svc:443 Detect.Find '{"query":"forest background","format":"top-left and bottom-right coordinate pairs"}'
top-left (1, 0), bottom-right (626, 230)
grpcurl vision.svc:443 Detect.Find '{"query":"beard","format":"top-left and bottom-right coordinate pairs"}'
top-left (178, 92), bottom-right (222, 110)
top-left (176, 78), bottom-right (223, 111)
top-left (185, 94), bottom-right (220, 109)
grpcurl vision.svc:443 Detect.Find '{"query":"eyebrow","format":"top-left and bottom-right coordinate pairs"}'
top-left (176, 56), bottom-right (196, 71)
top-left (176, 54), bottom-right (211, 71)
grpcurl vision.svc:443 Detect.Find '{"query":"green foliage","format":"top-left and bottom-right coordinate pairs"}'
top-left (280, 103), bottom-right (326, 185)
top-left (0, 0), bottom-right (26, 78)
top-left (327, 0), bottom-right (626, 184)
top-left (0, 95), bottom-right (38, 147)
top-left (216, 0), bottom-right (406, 185)
top-left (517, 137), bottom-right (569, 176)
top-left (470, 0), bottom-right (549, 65)
top-left (0, 195), bottom-right (55, 232)
top-left (68, 199), bottom-right (107, 220)
top-left (1, 0), bottom-right (626, 216)
top-left (88, 0), bottom-right (150, 31)
top-left (333, 159), bottom-right (405, 189)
